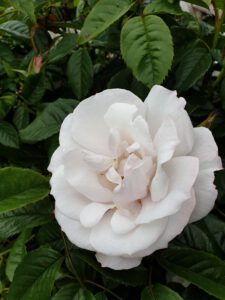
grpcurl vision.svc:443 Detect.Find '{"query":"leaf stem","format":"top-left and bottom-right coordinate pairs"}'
top-left (213, 65), bottom-right (225, 87)
top-left (0, 248), bottom-right (10, 256)
top-left (215, 205), bottom-right (225, 218)
top-left (84, 279), bottom-right (124, 300)
top-left (60, 231), bottom-right (85, 289)
top-left (212, 0), bottom-right (225, 50)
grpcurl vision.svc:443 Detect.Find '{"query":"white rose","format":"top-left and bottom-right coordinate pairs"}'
top-left (48, 85), bottom-right (222, 270)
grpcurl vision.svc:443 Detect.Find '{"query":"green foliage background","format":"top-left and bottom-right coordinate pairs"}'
top-left (0, 0), bottom-right (225, 299)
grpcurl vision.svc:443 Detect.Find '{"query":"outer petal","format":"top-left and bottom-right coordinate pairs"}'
top-left (134, 191), bottom-right (196, 257)
top-left (50, 166), bottom-right (89, 220)
top-left (55, 208), bottom-right (94, 251)
top-left (48, 147), bottom-right (64, 173)
top-left (71, 89), bottom-right (143, 156)
top-left (145, 85), bottom-right (194, 155)
top-left (59, 113), bottom-right (77, 152)
top-left (90, 211), bottom-right (168, 256)
top-left (136, 156), bottom-right (199, 224)
top-left (95, 253), bottom-right (142, 270)
top-left (63, 149), bottom-right (112, 203)
top-left (190, 127), bottom-right (222, 222)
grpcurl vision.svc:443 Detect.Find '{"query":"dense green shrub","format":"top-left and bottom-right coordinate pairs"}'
top-left (0, 0), bottom-right (225, 299)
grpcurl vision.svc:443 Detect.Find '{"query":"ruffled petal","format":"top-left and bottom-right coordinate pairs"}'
top-left (50, 166), bottom-right (89, 220)
top-left (90, 211), bottom-right (168, 256)
top-left (104, 103), bottom-right (138, 142)
top-left (63, 149), bottom-right (112, 203)
top-left (80, 203), bottom-right (114, 228)
top-left (145, 85), bottom-right (194, 155)
top-left (134, 191), bottom-right (196, 257)
top-left (48, 147), bottom-right (64, 173)
top-left (96, 253), bottom-right (142, 270)
top-left (110, 210), bottom-right (136, 234)
top-left (190, 127), bottom-right (222, 222)
top-left (112, 157), bottom-right (153, 208)
top-left (153, 118), bottom-right (179, 164)
top-left (150, 165), bottom-right (169, 202)
top-left (71, 89), bottom-right (143, 156)
top-left (136, 156), bottom-right (199, 224)
top-left (59, 113), bottom-right (77, 152)
top-left (55, 208), bottom-right (94, 251)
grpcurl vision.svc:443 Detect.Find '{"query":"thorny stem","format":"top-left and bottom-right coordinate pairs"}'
top-left (61, 230), bottom-right (85, 289)
top-left (85, 280), bottom-right (123, 300)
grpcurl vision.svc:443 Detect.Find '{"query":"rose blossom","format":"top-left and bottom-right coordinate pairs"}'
top-left (48, 85), bottom-right (222, 270)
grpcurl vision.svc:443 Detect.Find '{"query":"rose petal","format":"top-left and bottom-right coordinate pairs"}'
top-left (90, 211), bottom-right (168, 256)
top-left (95, 253), bottom-right (141, 270)
top-left (134, 191), bottom-right (196, 257)
top-left (104, 103), bottom-right (138, 142)
top-left (136, 156), bottom-right (199, 224)
top-left (113, 157), bottom-right (153, 208)
top-left (150, 165), bottom-right (169, 202)
top-left (50, 166), bottom-right (89, 220)
top-left (190, 127), bottom-right (222, 222)
top-left (59, 113), bottom-right (77, 152)
top-left (48, 147), bottom-right (64, 173)
top-left (110, 210), bottom-right (136, 234)
top-left (63, 149), bottom-right (112, 203)
top-left (71, 89), bottom-right (143, 156)
top-left (82, 150), bottom-right (113, 172)
top-left (131, 115), bottom-right (154, 155)
top-left (153, 118), bottom-right (179, 164)
top-left (145, 85), bottom-right (194, 155)
top-left (55, 208), bottom-right (94, 251)
top-left (80, 203), bottom-right (114, 228)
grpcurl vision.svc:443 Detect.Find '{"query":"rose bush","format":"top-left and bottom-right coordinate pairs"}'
top-left (48, 85), bottom-right (222, 270)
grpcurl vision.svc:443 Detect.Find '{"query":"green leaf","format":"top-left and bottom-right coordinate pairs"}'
top-left (78, 0), bottom-right (134, 44)
top-left (0, 95), bottom-right (16, 119)
top-left (0, 167), bottom-right (49, 214)
top-left (0, 199), bottom-right (52, 239)
top-left (37, 222), bottom-right (64, 251)
top-left (7, 248), bottom-right (63, 300)
top-left (22, 72), bottom-right (46, 104)
top-left (47, 34), bottom-right (77, 64)
top-left (174, 214), bottom-right (225, 257)
top-left (20, 98), bottom-right (79, 142)
top-left (107, 68), bottom-right (149, 99)
top-left (52, 283), bottom-right (79, 300)
top-left (121, 15), bottom-right (173, 88)
top-left (13, 106), bottom-right (29, 130)
top-left (0, 121), bottom-right (19, 148)
top-left (141, 284), bottom-right (184, 300)
top-left (11, 0), bottom-right (36, 24)
top-left (71, 250), bottom-right (148, 287)
top-left (0, 42), bottom-right (14, 63)
top-left (0, 21), bottom-right (29, 41)
top-left (67, 48), bottom-right (93, 100)
top-left (144, 0), bottom-right (183, 15)
top-left (158, 247), bottom-right (225, 300)
top-left (73, 289), bottom-right (96, 300)
top-left (6, 229), bottom-right (31, 282)
top-left (95, 292), bottom-right (108, 300)
top-left (175, 48), bottom-right (212, 91)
